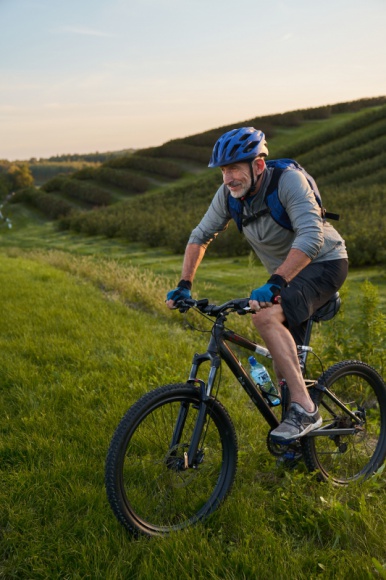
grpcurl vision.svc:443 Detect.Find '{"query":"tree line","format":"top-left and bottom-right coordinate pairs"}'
top-left (0, 161), bottom-right (34, 197)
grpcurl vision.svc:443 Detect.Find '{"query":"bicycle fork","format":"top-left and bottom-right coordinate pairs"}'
top-left (168, 336), bottom-right (223, 469)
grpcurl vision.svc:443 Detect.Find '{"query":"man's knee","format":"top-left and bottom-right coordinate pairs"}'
top-left (252, 305), bottom-right (285, 330)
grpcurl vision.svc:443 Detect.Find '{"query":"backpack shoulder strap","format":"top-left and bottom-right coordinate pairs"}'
top-left (227, 159), bottom-right (339, 233)
top-left (263, 160), bottom-right (293, 230)
top-left (226, 161), bottom-right (291, 232)
top-left (265, 158), bottom-right (340, 226)
top-left (227, 194), bottom-right (244, 233)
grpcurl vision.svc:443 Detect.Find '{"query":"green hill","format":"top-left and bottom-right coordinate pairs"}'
top-left (7, 96), bottom-right (386, 267)
top-left (2, 100), bottom-right (386, 579)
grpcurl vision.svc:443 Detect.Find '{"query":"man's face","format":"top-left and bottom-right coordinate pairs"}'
top-left (221, 161), bottom-right (262, 199)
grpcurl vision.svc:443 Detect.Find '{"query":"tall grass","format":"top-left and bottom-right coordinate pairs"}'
top-left (1, 250), bottom-right (386, 579)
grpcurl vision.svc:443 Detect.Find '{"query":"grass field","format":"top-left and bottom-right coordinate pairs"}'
top-left (1, 232), bottom-right (386, 578)
top-left (2, 100), bottom-right (386, 577)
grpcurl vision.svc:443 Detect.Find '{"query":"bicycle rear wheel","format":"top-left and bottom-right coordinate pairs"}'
top-left (105, 383), bottom-right (238, 536)
top-left (302, 360), bottom-right (386, 483)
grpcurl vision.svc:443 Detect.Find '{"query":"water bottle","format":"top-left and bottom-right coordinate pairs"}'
top-left (248, 356), bottom-right (281, 406)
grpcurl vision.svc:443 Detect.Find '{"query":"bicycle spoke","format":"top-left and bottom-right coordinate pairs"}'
top-left (105, 384), bottom-right (237, 536)
top-left (302, 361), bottom-right (386, 483)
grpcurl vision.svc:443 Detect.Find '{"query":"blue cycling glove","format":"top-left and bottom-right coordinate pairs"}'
top-left (250, 274), bottom-right (287, 303)
top-left (166, 279), bottom-right (192, 303)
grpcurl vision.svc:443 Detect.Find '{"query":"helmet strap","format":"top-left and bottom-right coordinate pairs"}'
top-left (241, 161), bottom-right (263, 201)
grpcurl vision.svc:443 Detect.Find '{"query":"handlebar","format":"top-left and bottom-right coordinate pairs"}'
top-left (175, 294), bottom-right (282, 316)
top-left (176, 297), bottom-right (252, 316)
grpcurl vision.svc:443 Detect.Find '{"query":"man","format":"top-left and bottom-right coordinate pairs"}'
top-left (166, 127), bottom-right (348, 441)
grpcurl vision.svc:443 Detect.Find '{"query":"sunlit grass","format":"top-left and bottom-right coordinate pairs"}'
top-left (1, 102), bottom-right (386, 577)
top-left (1, 250), bottom-right (386, 578)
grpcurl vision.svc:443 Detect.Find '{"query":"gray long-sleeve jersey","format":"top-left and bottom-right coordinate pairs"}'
top-left (188, 166), bottom-right (348, 274)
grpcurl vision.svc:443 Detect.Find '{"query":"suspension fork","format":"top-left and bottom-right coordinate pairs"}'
top-left (170, 337), bottom-right (222, 468)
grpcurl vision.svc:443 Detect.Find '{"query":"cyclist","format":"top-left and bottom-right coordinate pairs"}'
top-left (166, 127), bottom-right (348, 442)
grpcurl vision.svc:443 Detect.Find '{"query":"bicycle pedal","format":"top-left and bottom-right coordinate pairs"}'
top-left (270, 435), bottom-right (298, 445)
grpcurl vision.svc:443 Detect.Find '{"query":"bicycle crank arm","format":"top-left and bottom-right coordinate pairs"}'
top-left (306, 427), bottom-right (359, 437)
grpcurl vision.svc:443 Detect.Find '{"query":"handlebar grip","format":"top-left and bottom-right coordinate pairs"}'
top-left (176, 298), bottom-right (208, 313)
top-left (236, 298), bottom-right (250, 309)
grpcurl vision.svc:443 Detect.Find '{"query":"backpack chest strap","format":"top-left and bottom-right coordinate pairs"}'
top-left (242, 208), bottom-right (271, 227)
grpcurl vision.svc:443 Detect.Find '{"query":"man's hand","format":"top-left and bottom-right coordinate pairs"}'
top-left (249, 274), bottom-right (287, 310)
top-left (166, 280), bottom-right (192, 309)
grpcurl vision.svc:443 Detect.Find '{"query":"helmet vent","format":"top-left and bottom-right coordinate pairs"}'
top-left (208, 127), bottom-right (268, 168)
top-left (244, 141), bottom-right (258, 153)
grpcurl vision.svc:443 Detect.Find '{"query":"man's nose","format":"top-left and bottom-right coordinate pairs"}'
top-left (222, 168), bottom-right (233, 183)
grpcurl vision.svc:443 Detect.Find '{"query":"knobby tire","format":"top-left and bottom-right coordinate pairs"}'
top-left (302, 360), bottom-right (386, 483)
top-left (105, 383), bottom-right (238, 537)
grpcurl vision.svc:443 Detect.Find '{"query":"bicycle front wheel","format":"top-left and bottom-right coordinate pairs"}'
top-left (105, 383), bottom-right (238, 537)
top-left (302, 360), bottom-right (386, 483)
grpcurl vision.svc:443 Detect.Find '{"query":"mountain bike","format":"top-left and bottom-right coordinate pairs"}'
top-left (105, 293), bottom-right (386, 537)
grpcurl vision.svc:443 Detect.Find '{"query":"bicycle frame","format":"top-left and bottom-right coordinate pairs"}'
top-left (189, 325), bottom-right (280, 428)
top-left (175, 311), bottom-right (280, 468)
top-left (172, 302), bottom-right (361, 468)
top-left (106, 294), bottom-right (386, 535)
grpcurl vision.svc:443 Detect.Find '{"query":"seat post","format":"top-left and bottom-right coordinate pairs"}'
top-left (303, 317), bottom-right (314, 348)
top-left (297, 318), bottom-right (314, 373)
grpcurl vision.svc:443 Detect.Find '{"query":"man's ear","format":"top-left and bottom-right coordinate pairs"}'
top-left (254, 157), bottom-right (265, 175)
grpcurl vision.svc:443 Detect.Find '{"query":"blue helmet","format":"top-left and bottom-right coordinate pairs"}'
top-left (208, 127), bottom-right (269, 168)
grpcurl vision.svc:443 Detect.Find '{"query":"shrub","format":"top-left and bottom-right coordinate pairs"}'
top-left (140, 142), bottom-right (212, 164)
top-left (97, 167), bottom-right (149, 192)
top-left (42, 176), bottom-right (112, 206)
top-left (12, 187), bottom-right (74, 219)
top-left (104, 154), bottom-right (183, 179)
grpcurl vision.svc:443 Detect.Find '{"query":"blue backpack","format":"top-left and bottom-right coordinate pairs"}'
top-left (227, 158), bottom-right (339, 233)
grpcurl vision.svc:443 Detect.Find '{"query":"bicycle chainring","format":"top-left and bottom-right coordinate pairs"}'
top-left (266, 430), bottom-right (302, 459)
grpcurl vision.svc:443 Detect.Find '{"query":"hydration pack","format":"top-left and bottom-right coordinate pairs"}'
top-left (227, 158), bottom-right (339, 233)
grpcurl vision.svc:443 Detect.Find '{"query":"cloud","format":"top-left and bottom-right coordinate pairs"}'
top-left (58, 26), bottom-right (116, 38)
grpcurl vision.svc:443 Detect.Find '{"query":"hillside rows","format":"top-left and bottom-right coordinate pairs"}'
top-left (9, 97), bottom-right (386, 267)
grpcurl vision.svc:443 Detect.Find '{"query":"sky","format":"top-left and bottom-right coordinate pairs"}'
top-left (1, 0), bottom-right (386, 160)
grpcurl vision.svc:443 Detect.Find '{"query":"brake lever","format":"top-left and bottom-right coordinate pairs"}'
top-left (234, 298), bottom-right (251, 315)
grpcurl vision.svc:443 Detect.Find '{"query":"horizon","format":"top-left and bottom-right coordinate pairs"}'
top-left (5, 95), bottom-right (386, 163)
top-left (1, 0), bottom-right (386, 161)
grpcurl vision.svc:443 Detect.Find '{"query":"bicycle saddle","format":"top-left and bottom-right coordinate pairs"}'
top-left (310, 292), bottom-right (341, 322)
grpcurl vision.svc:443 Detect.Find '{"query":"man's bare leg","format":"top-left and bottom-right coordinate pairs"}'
top-left (251, 305), bottom-right (314, 412)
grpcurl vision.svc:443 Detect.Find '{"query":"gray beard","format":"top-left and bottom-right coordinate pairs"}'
top-left (228, 184), bottom-right (249, 199)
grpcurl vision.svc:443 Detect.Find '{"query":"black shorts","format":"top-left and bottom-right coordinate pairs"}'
top-left (280, 259), bottom-right (348, 345)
